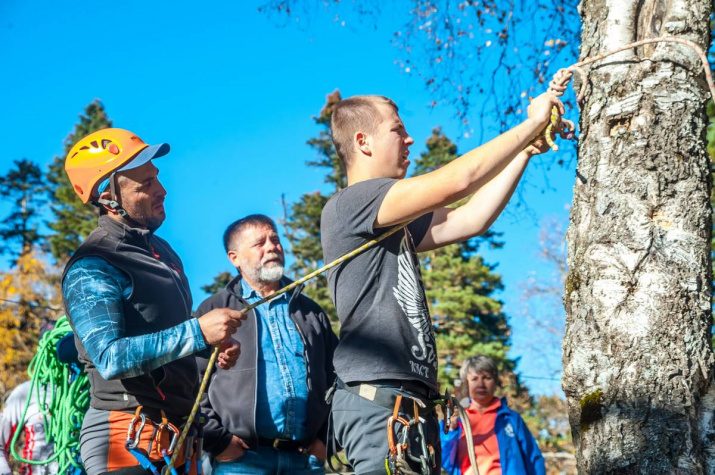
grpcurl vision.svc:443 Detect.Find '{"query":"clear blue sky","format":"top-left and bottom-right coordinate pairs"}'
top-left (0, 0), bottom-right (576, 394)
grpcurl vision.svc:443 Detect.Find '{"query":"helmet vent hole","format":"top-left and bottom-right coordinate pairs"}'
top-left (101, 139), bottom-right (112, 149)
top-left (70, 152), bottom-right (78, 159)
top-left (90, 141), bottom-right (99, 148)
top-left (80, 146), bottom-right (90, 151)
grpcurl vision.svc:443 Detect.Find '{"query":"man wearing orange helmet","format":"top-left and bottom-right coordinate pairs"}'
top-left (61, 128), bottom-right (245, 475)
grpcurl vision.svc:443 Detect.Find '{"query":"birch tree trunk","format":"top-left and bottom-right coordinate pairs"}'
top-left (562, 0), bottom-right (715, 472)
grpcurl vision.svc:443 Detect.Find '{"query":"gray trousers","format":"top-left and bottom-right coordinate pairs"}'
top-left (331, 388), bottom-right (441, 475)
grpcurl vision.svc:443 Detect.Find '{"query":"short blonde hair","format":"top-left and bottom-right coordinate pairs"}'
top-left (330, 95), bottom-right (398, 169)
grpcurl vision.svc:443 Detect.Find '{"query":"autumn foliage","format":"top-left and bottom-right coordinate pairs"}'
top-left (0, 250), bottom-right (62, 401)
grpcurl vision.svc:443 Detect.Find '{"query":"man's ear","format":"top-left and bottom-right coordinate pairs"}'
top-left (227, 249), bottom-right (241, 269)
top-left (355, 132), bottom-right (371, 156)
top-left (98, 190), bottom-right (119, 215)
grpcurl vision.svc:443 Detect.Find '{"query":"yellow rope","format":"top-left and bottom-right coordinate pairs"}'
top-left (544, 36), bottom-right (715, 151)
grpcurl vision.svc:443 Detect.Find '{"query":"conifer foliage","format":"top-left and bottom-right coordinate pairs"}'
top-left (281, 90), bottom-right (345, 324)
top-left (0, 159), bottom-right (47, 263)
top-left (411, 128), bottom-right (517, 390)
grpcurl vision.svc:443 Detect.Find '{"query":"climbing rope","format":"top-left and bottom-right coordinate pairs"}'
top-left (455, 401), bottom-right (479, 475)
top-left (10, 316), bottom-right (90, 473)
top-left (167, 221), bottom-right (410, 472)
top-left (541, 36), bottom-right (715, 152)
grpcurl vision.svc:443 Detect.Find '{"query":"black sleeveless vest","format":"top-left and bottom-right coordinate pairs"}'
top-left (62, 216), bottom-right (198, 418)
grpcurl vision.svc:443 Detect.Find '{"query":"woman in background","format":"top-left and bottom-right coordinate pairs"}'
top-left (441, 355), bottom-right (545, 475)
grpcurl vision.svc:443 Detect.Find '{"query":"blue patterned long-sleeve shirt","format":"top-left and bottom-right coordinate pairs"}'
top-left (62, 256), bottom-right (207, 380)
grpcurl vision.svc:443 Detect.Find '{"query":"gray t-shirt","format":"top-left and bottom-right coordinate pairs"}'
top-left (321, 177), bottom-right (438, 391)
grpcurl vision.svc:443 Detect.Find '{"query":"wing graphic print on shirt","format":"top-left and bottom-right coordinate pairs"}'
top-left (392, 231), bottom-right (437, 370)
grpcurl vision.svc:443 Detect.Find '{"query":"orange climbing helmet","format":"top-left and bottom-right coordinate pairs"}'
top-left (65, 128), bottom-right (170, 203)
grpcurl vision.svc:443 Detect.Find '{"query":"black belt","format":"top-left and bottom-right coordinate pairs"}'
top-left (257, 437), bottom-right (304, 452)
top-left (336, 379), bottom-right (439, 411)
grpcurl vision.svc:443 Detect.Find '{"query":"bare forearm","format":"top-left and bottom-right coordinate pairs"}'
top-left (377, 119), bottom-right (542, 227)
top-left (417, 152), bottom-right (532, 251)
top-left (445, 118), bottom-right (540, 195)
top-left (458, 151), bottom-right (531, 232)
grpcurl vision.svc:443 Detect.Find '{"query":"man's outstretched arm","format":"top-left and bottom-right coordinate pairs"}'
top-left (416, 143), bottom-right (547, 252)
top-left (63, 257), bottom-right (243, 380)
top-left (375, 93), bottom-right (564, 230)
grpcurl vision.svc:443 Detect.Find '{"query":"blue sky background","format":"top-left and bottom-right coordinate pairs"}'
top-left (0, 0), bottom-right (576, 395)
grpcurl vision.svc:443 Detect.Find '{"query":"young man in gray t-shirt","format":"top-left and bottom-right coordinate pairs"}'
top-left (321, 93), bottom-right (565, 474)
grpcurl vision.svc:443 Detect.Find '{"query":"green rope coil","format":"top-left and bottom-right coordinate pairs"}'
top-left (10, 315), bottom-right (90, 473)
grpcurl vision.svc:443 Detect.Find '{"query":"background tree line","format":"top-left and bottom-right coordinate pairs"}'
top-left (1, 92), bottom-right (574, 470)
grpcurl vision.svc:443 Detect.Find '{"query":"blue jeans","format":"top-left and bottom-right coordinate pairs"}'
top-left (212, 447), bottom-right (325, 475)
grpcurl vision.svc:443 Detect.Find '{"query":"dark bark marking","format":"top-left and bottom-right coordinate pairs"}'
top-left (580, 389), bottom-right (605, 431)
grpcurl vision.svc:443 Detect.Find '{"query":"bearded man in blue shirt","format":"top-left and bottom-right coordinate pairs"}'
top-left (196, 214), bottom-right (339, 475)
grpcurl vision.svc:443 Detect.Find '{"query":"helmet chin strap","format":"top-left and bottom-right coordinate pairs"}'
top-left (95, 172), bottom-right (147, 230)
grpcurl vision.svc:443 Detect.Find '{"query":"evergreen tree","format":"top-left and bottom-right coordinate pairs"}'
top-left (412, 128), bottom-right (521, 392)
top-left (46, 100), bottom-right (112, 262)
top-left (0, 159), bottom-right (47, 263)
top-left (201, 271), bottom-right (233, 296)
top-left (282, 90), bottom-right (344, 325)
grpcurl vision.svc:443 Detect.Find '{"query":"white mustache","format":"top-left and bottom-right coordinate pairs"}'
top-left (261, 253), bottom-right (284, 266)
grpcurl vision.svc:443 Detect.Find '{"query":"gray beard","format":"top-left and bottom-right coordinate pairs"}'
top-left (245, 262), bottom-right (284, 284)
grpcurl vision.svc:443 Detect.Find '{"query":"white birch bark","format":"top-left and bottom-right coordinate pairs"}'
top-left (562, 0), bottom-right (715, 472)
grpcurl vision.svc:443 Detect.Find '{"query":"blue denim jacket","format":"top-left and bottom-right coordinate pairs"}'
top-left (63, 256), bottom-right (207, 380)
top-left (240, 278), bottom-right (309, 441)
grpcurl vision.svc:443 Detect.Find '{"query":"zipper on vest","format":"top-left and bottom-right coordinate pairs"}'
top-left (155, 385), bottom-right (167, 400)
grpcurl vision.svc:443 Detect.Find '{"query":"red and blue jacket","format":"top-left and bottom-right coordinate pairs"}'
top-left (440, 397), bottom-right (546, 475)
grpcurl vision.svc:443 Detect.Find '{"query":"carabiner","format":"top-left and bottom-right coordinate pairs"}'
top-left (125, 406), bottom-right (146, 450)
top-left (157, 411), bottom-right (180, 456)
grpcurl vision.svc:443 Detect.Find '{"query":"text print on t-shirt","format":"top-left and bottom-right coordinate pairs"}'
top-left (392, 231), bottom-right (438, 378)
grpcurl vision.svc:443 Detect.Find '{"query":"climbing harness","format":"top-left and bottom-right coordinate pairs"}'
top-left (385, 395), bottom-right (436, 475)
top-left (10, 316), bottom-right (90, 474)
top-left (540, 36), bottom-right (715, 152)
top-left (167, 221), bottom-right (409, 471)
top-left (123, 405), bottom-right (206, 475)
